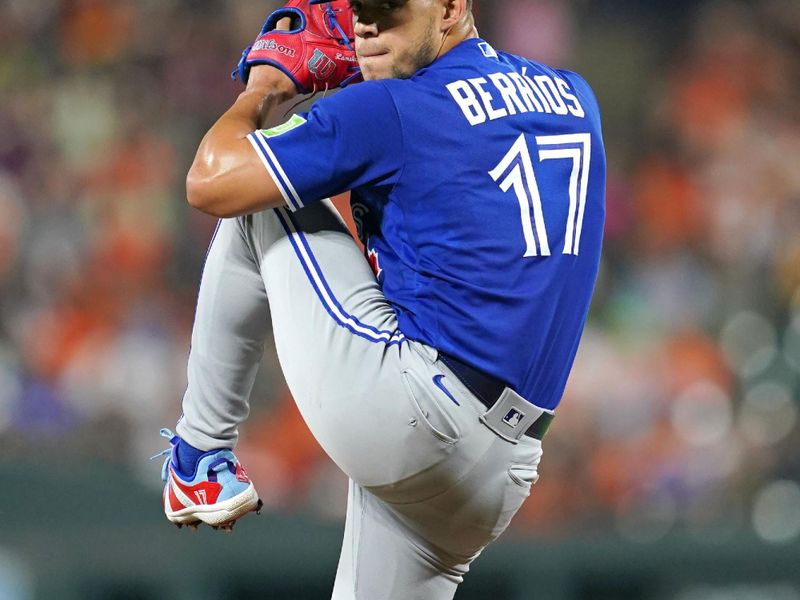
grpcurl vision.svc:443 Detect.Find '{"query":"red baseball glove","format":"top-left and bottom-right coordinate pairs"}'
top-left (232, 0), bottom-right (362, 94)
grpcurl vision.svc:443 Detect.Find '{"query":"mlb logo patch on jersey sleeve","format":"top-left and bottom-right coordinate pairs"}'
top-left (478, 42), bottom-right (498, 59)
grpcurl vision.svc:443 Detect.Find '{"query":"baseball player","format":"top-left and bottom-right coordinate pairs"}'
top-left (153, 0), bottom-right (605, 597)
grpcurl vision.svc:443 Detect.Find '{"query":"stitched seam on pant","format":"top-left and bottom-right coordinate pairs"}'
top-left (273, 208), bottom-right (406, 346)
top-left (391, 500), bottom-right (474, 580)
top-left (354, 483), bottom-right (366, 599)
top-left (368, 491), bottom-right (468, 581)
top-left (377, 438), bottom-right (498, 507)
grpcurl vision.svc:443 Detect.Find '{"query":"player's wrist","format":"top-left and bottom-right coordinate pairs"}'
top-left (246, 65), bottom-right (297, 103)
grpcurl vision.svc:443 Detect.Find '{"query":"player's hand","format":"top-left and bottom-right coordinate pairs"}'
top-left (232, 0), bottom-right (362, 95)
top-left (246, 17), bottom-right (297, 97)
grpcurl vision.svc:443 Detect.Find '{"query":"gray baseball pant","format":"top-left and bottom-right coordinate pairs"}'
top-left (176, 200), bottom-right (543, 599)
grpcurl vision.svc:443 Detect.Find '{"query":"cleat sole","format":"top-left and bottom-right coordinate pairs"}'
top-left (164, 483), bottom-right (260, 528)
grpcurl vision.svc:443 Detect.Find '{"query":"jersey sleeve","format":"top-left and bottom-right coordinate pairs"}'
top-left (246, 81), bottom-right (403, 211)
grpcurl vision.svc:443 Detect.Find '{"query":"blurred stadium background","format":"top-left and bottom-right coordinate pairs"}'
top-left (1, 0), bottom-right (799, 598)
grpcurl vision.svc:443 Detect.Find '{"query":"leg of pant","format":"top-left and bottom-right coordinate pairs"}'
top-left (331, 480), bottom-right (359, 600)
top-left (176, 217), bottom-right (271, 450)
top-left (177, 201), bottom-right (448, 485)
top-left (332, 480), bottom-right (463, 600)
top-left (383, 434), bottom-right (542, 560)
top-left (377, 370), bottom-right (544, 561)
top-left (241, 203), bottom-right (472, 597)
top-left (248, 203), bottom-right (456, 488)
top-left (238, 201), bottom-right (537, 596)
top-left (331, 436), bottom-right (541, 600)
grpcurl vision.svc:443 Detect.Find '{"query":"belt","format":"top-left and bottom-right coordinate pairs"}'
top-left (438, 352), bottom-right (554, 440)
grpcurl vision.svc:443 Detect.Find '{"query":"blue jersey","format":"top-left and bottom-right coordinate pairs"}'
top-left (248, 38), bottom-right (605, 411)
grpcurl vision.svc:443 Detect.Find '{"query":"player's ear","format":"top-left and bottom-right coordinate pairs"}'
top-left (439, 0), bottom-right (467, 32)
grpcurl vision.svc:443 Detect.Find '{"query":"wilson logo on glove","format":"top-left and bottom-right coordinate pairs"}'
top-left (251, 38), bottom-right (296, 58)
top-left (308, 49), bottom-right (336, 81)
top-left (232, 0), bottom-right (362, 94)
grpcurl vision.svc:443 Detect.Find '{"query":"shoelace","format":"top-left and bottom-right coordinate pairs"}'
top-left (150, 428), bottom-right (179, 482)
top-left (323, 3), bottom-right (354, 50)
top-left (151, 429), bottom-right (236, 483)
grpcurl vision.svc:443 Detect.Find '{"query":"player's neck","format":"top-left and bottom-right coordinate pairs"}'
top-left (436, 17), bottom-right (478, 60)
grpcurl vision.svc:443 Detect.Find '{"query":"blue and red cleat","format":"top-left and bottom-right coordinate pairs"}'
top-left (152, 428), bottom-right (262, 532)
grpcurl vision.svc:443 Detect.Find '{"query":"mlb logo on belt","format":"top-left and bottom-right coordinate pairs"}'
top-left (502, 408), bottom-right (525, 428)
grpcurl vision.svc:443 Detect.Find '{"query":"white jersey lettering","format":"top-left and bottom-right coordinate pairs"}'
top-left (556, 77), bottom-right (585, 118)
top-left (446, 80), bottom-right (487, 125)
top-left (523, 72), bottom-right (553, 114)
top-left (534, 75), bottom-right (569, 115)
top-left (488, 72), bottom-right (528, 116)
top-left (468, 77), bottom-right (508, 121)
top-left (508, 72), bottom-right (544, 112)
top-left (447, 69), bottom-right (587, 127)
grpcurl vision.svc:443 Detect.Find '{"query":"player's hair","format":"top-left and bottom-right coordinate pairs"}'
top-left (355, 0), bottom-right (473, 10)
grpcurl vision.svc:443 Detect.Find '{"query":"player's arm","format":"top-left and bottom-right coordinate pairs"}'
top-left (186, 1), bottom-right (361, 218)
top-left (186, 68), bottom-right (297, 218)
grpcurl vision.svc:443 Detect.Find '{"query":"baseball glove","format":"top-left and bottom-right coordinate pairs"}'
top-left (232, 0), bottom-right (362, 94)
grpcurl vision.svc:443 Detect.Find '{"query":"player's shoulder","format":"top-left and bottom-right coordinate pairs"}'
top-left (308, 79), bottom-right (401, 127)
top-left (336, 77), bottom-right (421, 120)
top-left (500, 50), bottom-right (592, 90)
top-left (322, 79), bottom-right (395, 108)
top-left (499, 49), bottom-right (601, 115)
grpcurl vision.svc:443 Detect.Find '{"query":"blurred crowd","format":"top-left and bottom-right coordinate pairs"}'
top-left (0, 0), bottom-right (798, 543)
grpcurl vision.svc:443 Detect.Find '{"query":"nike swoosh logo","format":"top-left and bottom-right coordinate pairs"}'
top-left (433, 374), bottom-right (460, 406)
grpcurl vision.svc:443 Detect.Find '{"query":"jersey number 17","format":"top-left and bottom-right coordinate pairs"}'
top-left (489, 133), bottom-right (591, 257)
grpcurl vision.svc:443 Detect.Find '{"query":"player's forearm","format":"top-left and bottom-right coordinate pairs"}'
top-left (186, 69), bottom-right (296, 218)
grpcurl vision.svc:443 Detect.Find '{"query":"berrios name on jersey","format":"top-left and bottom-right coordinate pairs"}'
top-left (446, 68), bottom-right (585, 126)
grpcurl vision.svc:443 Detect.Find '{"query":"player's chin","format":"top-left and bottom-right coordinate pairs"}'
top-left (359, 66), bottom-right (390, 81)
top-left (358, 57), bottom-right (390, 81)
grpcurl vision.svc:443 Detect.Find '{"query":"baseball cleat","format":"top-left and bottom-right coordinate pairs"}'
top-left (152, 428), bottom-right (262, 530)
top-left (212, 521), bottom-right (236, 533)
